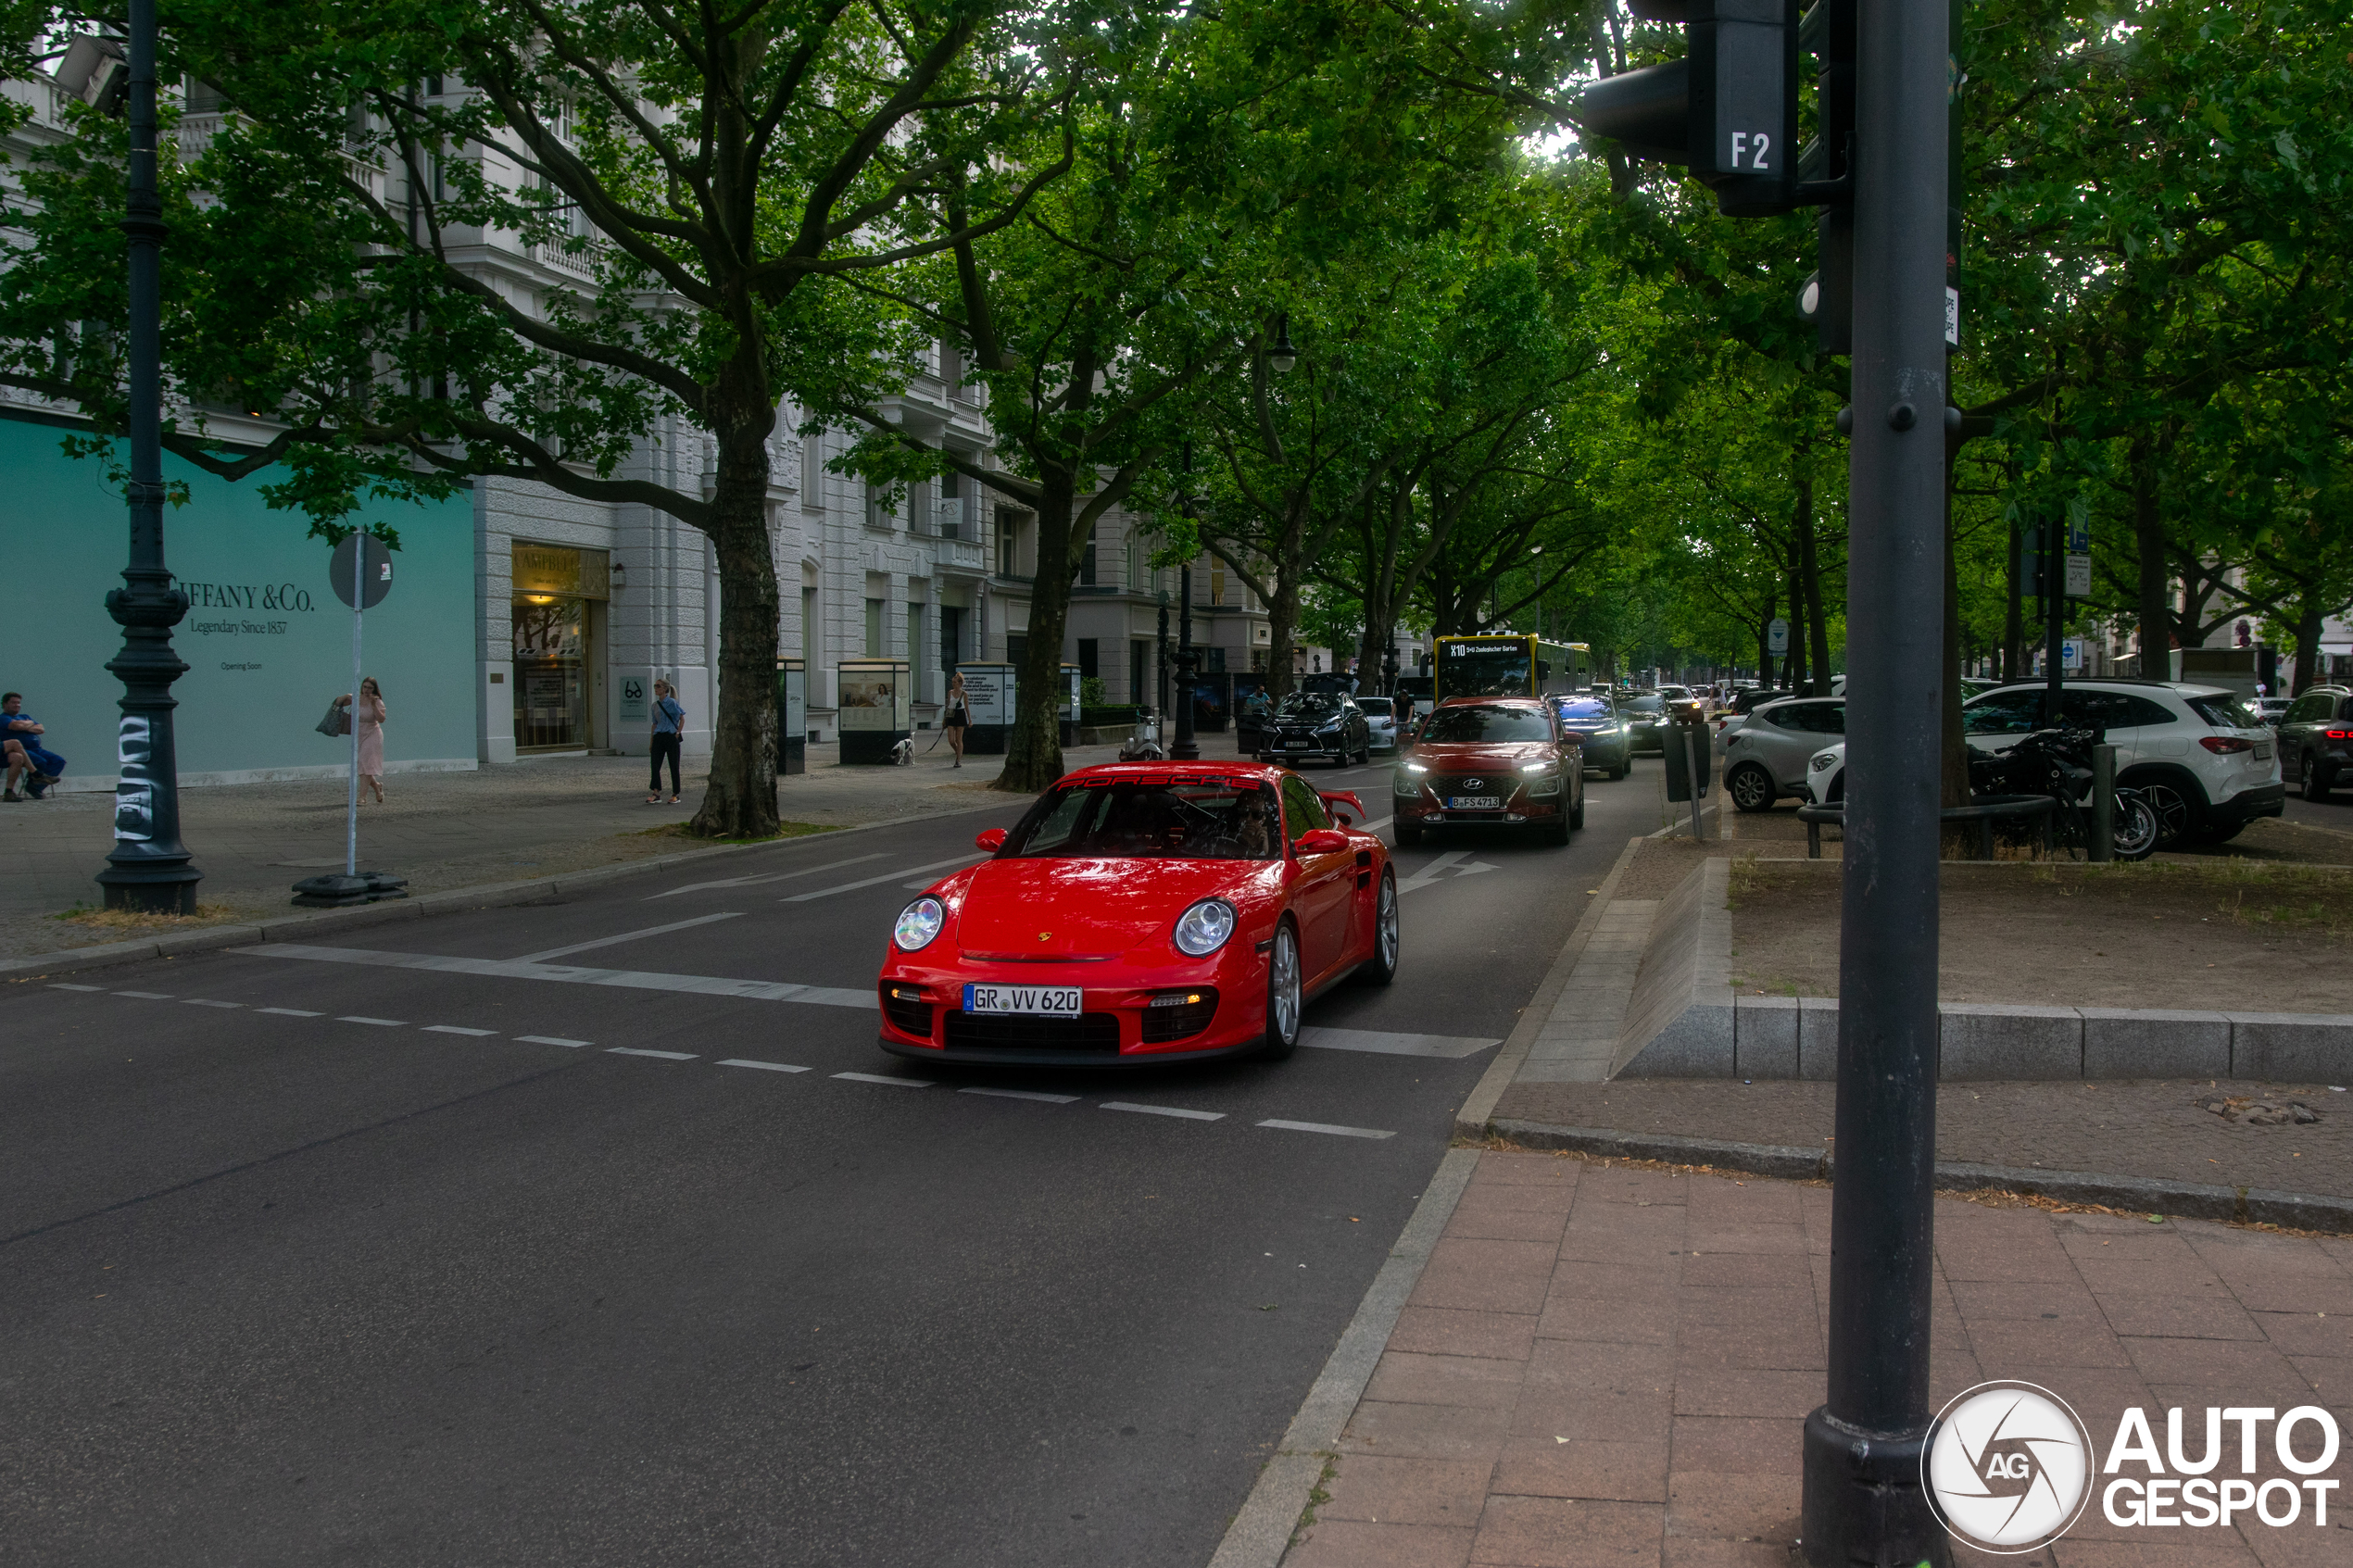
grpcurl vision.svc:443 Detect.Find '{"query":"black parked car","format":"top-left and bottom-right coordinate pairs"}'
top-left (1256, 690), bottom-right (1373, 767)
top-left (1551, 693), bottom-right (1630, 779)
top-left (2278, 685), bottom-right (2353, 799)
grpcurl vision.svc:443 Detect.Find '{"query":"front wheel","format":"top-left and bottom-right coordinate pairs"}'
top-left (1727, 761), bottom-right (1776, 813)
top-left (2111, 794), bottom-right (2160, 861)
top-left (1355, 871), bottom-right (1399, 985)
top-left (1262, 921), bottom-right (1303, 1059)
top-left (2304, 755), bottom-right (2332, 801)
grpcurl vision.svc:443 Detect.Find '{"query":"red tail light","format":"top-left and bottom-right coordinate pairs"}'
top-left (2199, 735), bottom-right (2253, 754)
top-left (2328, 730), bottom-right (2353, 741)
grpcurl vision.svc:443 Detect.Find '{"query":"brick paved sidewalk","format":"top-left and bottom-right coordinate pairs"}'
top-left (1283, 1151), bottom-right (2353, 1567)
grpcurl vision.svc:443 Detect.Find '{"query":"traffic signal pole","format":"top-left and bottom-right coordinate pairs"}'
top-left (1799, 0), bottom-right (1953, 1560)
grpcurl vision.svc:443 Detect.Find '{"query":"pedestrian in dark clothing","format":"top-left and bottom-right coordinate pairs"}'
top-left (648, 680), bottom-right (686, 804)
top-left (2, 693), bottom-right (66, 801)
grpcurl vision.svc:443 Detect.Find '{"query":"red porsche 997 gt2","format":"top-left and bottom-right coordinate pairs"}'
top-left (876, 762), bottom-right (1399, 1066)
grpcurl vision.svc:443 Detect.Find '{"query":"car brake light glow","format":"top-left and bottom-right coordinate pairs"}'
top-left (2329, 730), bottom-right (2353, 741)
top-left (2199, 735), bottom-right (2253, 754)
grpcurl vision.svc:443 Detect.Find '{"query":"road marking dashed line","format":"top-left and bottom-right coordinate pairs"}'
top-left (258, 1007), bottom-right (324, 1017)
top-left (516, 1035), bottom-right (590, 1047)
top-left (783, 856), bottom-right (982, 902)
top-left (1258, 1119), bottom-right (1396, 1139)
top-left (608, 1047), bottom-right (697, 1060)
top-left (960, 1086), bottom-right (1080, 1104)
top-left (834, 1072), bottom-right (932, 1088)
top-left (115, 991), bottom-right (172, 999)
top-left (1101, 1101), bottom-right (1225, 1122)
top-left (48, 983), bottom-right (104, 992)
top-left (336, 1016), bottom-right (406, 1026)
top-left (422, 1024), bottom-right (498, 1036)
top-left (647, 852), bottom-right (887, 899)
top-left (717, 1059), bottom-right (810, 1073)
top-left (182, 998), bottom-right (243, 1009)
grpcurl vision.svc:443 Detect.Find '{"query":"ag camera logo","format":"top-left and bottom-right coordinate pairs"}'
top-left (1923, 1381), bottom-right (2094, 1552)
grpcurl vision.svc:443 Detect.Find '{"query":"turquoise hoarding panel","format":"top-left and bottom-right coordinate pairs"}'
top-left (0, 416), bottom-right (475, 780)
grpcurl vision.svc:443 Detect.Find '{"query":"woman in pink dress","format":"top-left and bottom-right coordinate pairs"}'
top-left (337, 677), bottom-right (387, 803)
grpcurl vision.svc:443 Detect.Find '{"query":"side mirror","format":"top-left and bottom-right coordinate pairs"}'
top-left (1293, 827), bottom-right (1350, 856)
top-left (975, 828), bottom-right (1007, 852)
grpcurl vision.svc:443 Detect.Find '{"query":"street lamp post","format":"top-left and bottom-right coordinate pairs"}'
top-left (1800, 0), bottom-right (1954, 1560)
top-left (1171, 553), bottom-right (1199, 761)
top-left (95, 0), bottom-right (202, 915)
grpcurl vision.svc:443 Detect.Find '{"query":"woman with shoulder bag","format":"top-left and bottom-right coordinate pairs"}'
top-left (335, 677), bottom-right (388, 804)
top-left (942, 671), bottom-right (970, 769)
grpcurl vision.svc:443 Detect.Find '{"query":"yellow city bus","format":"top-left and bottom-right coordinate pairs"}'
top-left (1432, 635), bottom-right (1587, 704)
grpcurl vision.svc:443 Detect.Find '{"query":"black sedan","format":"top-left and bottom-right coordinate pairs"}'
top-left (1621, 693), bottom-right (1667, 755)
top-left (1552, 694), bottom-right (1630, 779)
top-left (1255, 690), bottom-right (1373, 767)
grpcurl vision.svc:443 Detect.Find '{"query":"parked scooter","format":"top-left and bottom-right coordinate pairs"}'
top-left (1118, 706), bottom-right (1165, 762)
top-left (1967, 725), bottom-right (2159, 861)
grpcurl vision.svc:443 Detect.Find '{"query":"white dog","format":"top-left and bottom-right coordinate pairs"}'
top-left (889, 736), bottom-right (916, 766)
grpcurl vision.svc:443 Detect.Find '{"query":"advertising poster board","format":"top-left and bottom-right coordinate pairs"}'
top-left (837, 659), bottom-right (911, 764)
top-left (956, 662), bottom-right (1016, 756)
top-left (776, 659), bottom-right (807, 774)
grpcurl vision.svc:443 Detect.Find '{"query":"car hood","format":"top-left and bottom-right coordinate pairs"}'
top-left (950, 856), bottom-right (1281, 960)
top-left (1413, 742), bottom-right (1556, 771)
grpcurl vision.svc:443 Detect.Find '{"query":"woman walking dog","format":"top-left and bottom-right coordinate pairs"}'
top-left (942, 670), bottom-right (970, 769)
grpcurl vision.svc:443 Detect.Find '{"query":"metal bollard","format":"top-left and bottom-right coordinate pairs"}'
top-left (2090, 744), bottom-right (2115, 863)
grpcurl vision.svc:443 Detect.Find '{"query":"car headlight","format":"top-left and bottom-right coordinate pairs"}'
top-left (893, 896), bottom-right (945, 951)
top-left (1173, 897), bottom-right (1237, 957)
top-left (1402, 759), bottom-right (1429, 774)
top-left (1519, 759), bottom-right (1558, 774)
top-left (1810, 753), bottom-right (1838, 773)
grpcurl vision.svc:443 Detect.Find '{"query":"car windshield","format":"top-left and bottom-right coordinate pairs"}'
top-left (1420, 705), bottom-right (1553, 744)
top-left (1357, 697), bottom-right (1393, 717)
top-left (1555, 697), bottom-right (1611, 720)
top-left (1625, 696), bottom-right (1664, 714)
top-left (1275, 692), bottom-right (1342, 719)
top-left (1002, 779), bottom-right (1283, 860)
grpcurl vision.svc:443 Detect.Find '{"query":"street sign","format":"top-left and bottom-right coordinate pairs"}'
top-left (1768, 617), bottom-right (1790, 656)
top-left (2062, 639), bottom-right (2083, 671)
top-left (2064, 554), bottom-right (2091, 597)
top-left (329, 533), bottom-right (395, 608)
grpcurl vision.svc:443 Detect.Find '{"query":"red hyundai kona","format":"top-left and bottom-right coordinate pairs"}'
top-left (1392, 696), bottom-right (1584, 846)
top-left (876, 762), bottom-right (1399, 1066)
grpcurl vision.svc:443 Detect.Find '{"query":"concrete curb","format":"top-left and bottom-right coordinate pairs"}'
top-left (0, 796), bottom-right (1018, 982)
top-left (1205, 1148), bottom-right (1482, 1568)
top-left (1483, 1117), bottom-right (2353, 1234)
top-left (1452, 835), bottom-right (1646, 1139)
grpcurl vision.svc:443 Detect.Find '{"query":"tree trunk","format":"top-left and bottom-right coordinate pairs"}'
top-left (2131, 433), bottom-right (2170, 681)
top-left (1940, 420), bottom-right (1971, 854)
top-left (1783, 561), bottom-right (1806, 693)
top-left (2003, 515), bottom-right (2024, 683)
top-left (1265, 513), bottom-right (1304, 699)
top-left (998, 469), bottom-right (1077, 791)
top-left (1796, 474), bottom-right (1831, 695)
top-left (1756, 591), bottom-right (1775, 688)
top-left (2295, 596), bottom-right (2323, 696)
top-left (690, 432), bottom-right (782, 838)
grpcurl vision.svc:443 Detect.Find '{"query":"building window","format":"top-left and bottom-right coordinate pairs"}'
top-left (907, 602), bottom-right (922, 680)
top-left (938, 470), bottom-right (961, 540)
top-left (1077, 639), bottom-right (1099, 680)
top-left (940, 606), bottom-right (965, 672)
top-left (1079, 522), bottom-right (1097, 586)
top-left (1130, 640), bottom-right (1150, 707)
top-left (802, 585), bottom-right (817, 668)
top-left (1211, 564), bottom-right (1226, 605)
top-left (864, 597), bottom-right (885, 658)
top-left (865, 481), bottom-right (893, 531)
top-left (1126, 529), bottom-right (1147, 590)
top-left (801, 433), bottom-right (824, 510)
top-left (1007, 633), bottom-right (1028, 671)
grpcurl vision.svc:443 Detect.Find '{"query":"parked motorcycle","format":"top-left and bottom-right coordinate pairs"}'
top-left (1118, 707), bottom-right (1165, 762)
top-left (1967, 725), bottom-right (2159, 861)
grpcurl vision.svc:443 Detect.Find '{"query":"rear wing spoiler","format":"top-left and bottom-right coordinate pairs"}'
top-left (1318, 790), bottom-right (1368, 825)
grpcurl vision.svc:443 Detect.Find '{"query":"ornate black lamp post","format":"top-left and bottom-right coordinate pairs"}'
top-left (96, 0), bottom-right (202, 914)
top-left (1171, 455), bottom-right (1201, 762)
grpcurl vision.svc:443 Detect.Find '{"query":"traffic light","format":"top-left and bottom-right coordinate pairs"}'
top-left (1577, 0), bottom-right (1799, 217)
top-left (1796, 0), bottom-right (1856, 351)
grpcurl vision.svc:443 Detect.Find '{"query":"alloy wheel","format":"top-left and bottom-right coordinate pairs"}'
top-left (2141, 780), bottom-right (2195, 844)
top-left (1269, 925), bottom-right (1301, 1044)
top-left (1378, 875), bottom-right (1399, 971)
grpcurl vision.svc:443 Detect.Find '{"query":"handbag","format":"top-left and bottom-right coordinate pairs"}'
top-left (316, 701), bottom-right (350, 737)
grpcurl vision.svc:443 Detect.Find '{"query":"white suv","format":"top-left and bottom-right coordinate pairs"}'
top-left (1963, 681), bottom-right (2280, 846)
top-left (1802, 681), bottom-right (2283, 848)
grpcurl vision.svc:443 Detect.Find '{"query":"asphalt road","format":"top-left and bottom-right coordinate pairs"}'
top-left (1, 756), bottom-right (1662, 1567)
